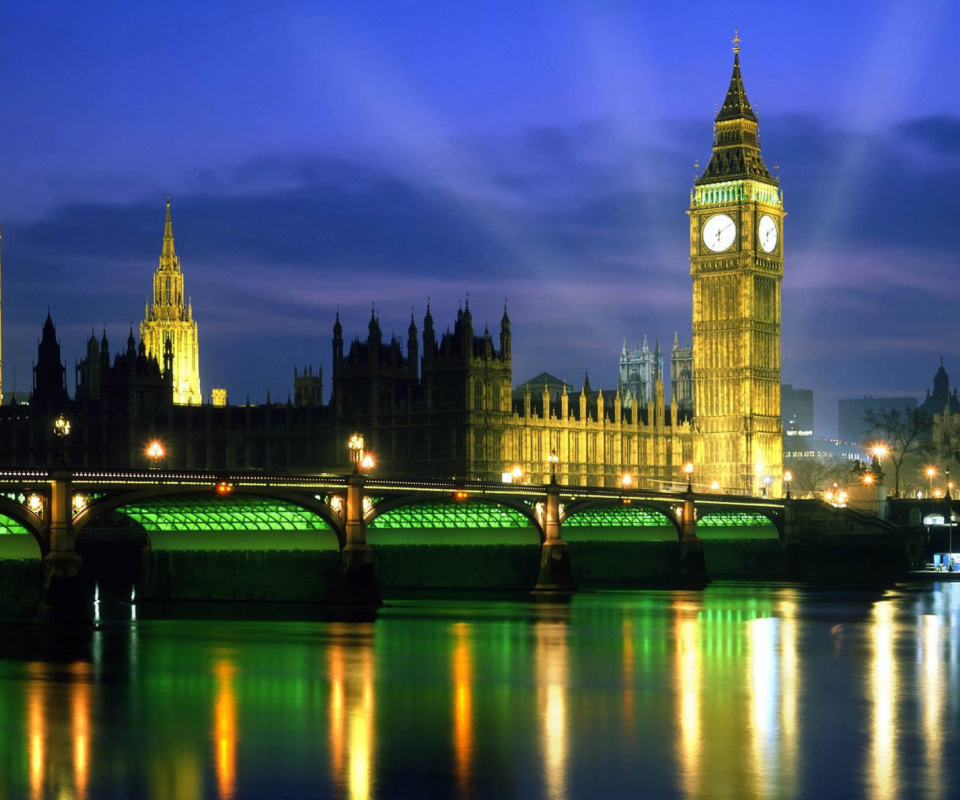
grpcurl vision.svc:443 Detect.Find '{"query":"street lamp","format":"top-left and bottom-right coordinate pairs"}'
top-left (710, 480), bottom-right (720, 492)
top-left (548, 450), bottom-right (559, 484)
top-left (511, 465), bottom-right (523, 483)
top-left (863, 472), bottom-right (881, 517)
top-left (53, 413), bottom-right (71, 465)
top-left (146, 439), bottom-right (165, 470)
top-left (947, 467), bottom-right (954, 571)
top-left (926, 466), bottom-right (937, 498)
top-left (684, 462), bottom-right (694, 493)
top-left (360, 453), bottom-right (376, 473)
top-left (348, 433), bottom-right (364, 472)
top-left (784, 470), bottom-right (793, 500)
top-left (620, 473), bottom-right (633, 490)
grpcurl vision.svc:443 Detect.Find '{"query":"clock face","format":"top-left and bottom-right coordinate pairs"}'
top-left (702, 214), bottom-right (736, 252)
top-left (758, 214), bottom-right (778, 253)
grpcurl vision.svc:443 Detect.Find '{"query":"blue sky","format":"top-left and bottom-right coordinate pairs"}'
top-left (1, 0), bottom-right (958, 435)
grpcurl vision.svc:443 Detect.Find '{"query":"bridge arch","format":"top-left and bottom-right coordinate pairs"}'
top-left (561, 500), bottom-right (682, 541)
top-left (0, 507), bottom-right (44, 560)
top-left (366, 496), bottom-right (543, 545)
top-left (76, 487), bottom-right (344, 547)
top-left (0, 495), bottom-right (46, 554)
top-left (696, 508), bottom-right (781, 539)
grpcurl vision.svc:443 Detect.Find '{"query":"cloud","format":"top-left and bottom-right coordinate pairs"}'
top-left (5, 112), bottom-right (960, 432)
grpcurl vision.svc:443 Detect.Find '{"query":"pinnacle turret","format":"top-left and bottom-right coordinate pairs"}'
top-left (161, 198), bottom-right (178, 267)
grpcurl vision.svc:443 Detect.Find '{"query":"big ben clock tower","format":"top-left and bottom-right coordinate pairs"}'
top-left (690, 31), bottom-right (783, 495)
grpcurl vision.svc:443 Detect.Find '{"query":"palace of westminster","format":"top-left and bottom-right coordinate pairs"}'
top-left (0, 40), bottom-right (786, 495)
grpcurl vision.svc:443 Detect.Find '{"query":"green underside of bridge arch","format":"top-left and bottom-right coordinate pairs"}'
top-left (698, 511), bottom-right (778, 540)
top-left (111, 497), bottom-right (339, 551)
top-left (368, 500), bottom-right (539, 546)
top-left (562, 506), bottom-right (678, 542)
top-left (0, 514), bottom-right (30, 536)
top-left (0, 512), bottom-right (40, 559)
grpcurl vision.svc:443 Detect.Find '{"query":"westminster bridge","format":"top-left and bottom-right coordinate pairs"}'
top-left (0, 468), bottom-right (921, 613)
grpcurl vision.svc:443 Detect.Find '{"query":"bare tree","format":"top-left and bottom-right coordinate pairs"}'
top-left (862, 407), bottom-right (934, 496)
top-left (784, 456), bottom-right (850, 497)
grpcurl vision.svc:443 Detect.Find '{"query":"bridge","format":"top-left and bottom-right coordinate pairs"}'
top-left (0, 468), bottom-right (916, 614)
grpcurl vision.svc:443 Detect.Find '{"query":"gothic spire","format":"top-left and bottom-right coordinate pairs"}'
top-left (162, 197), bottom-right (178, 265)
top-left (697, 31), bottom-right (774, 185)
top-left (716, 29), bottom-right (757, 123)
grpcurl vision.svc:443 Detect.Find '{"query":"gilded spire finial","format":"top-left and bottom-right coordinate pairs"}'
top-left (732, 28), bottom-right (741, 55)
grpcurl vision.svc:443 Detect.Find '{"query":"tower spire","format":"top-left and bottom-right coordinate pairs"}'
top-left (162, 197), bottom-right (177, 264)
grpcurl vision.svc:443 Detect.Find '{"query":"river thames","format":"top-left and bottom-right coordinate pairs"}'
top-left (1, 582), bottom-right (957, 799)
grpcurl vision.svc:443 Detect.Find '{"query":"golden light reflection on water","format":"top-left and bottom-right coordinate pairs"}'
top-left (327, 624), bottom-right (375, 800)
top-left (867, 601), bottom-right (899, 800)
top-left (779, 598), bottom-right (799, 796)
top-left (71, 661), bottom-right (92, 800)
top-left (536, 619), bottom-right (568, 800)
top-left (451, 622), bottom-right (473, 799)
top-left (26, 663), bottom-right (45, 800)
top-left (212, 658), bottom-right (237, 800)
top-left (675, 594), bottom-right (801, 800)
top-left (673, 603), bottom-right (701, 800)
top-left (921, 615), bottom-right (945, 799)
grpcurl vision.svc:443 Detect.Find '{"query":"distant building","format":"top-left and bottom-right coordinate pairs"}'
top-left (617, 333), bottom-right (692, 414)
top-left (619, 336), bottom-right (662, 408)
top-left (838, 396), bottom-right (917, 444)
top-left (782, 384), bottom-right (813, 434)
top-left (784, 435), bottom-right (864, 462)
top-left (921, 359), bottom-right (960, 419)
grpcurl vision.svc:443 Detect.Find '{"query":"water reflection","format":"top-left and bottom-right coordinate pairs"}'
top-left (674, 601), bottom-right (702, 800)
top-left (327, 623), bottom-right (375, 800)
top-left (212, 656), bottom-right (237, 800)
top-left (451, 622), bottom-right (473, 799)
top-left (536, 618), bottom-right (569, 800)
top-left (27, 663), bottom-right (45, 800)
top-left (673, 592), bottom-right (802, 800)
top-left (921, 615), bottom-right (945, 800)
top-left (4, 587), bottom-right (960, 799)
top-left (72, 661), bottom-right (92, 799)
top-left (867, 601), bottom-right (899, 800)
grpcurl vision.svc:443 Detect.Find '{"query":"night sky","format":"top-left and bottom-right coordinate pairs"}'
top-left (1, 0), bottom-right (957, 436)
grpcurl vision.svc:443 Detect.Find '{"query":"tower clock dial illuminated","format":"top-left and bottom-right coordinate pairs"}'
top-left (702, 214), bottom-right (737, 252)
top-left (758, 214), bottom-right (778, 253)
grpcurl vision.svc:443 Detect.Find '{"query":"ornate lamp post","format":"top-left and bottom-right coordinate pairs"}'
top-left (53, 413), bottom-right (71, 466)
top-left (620, 473), bottom-right (633, 490)
top-left (947, 467), bottom-right (954, 570)
top-left (348, 433), bottom-right (365, 474)
top-left (146, 439), bottom-right (166, 470)
top-left (548, 450), bottom-right (559, 484)
top-left (360, 453), bottom-right (376, 473)
top-left (784, 470), bottom-right (793, 500)
top-left (684, 462), bottom-right (694, 493)
top-left (926, 466), bottom-right (937, 498)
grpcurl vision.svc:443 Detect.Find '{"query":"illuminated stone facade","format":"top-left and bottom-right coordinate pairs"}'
top-left (690, 39), bottom-right (784, 494)
top-left (332, 303), bottom-right (693, 488)
top-left (141, 202), bottom-right (202, 405)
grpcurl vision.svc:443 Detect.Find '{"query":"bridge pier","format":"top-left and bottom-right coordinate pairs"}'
top-left (678, 490), bottom-right (707, 586)
top-left (40, 469), bottom-right (87, 622)
top-left (338, 474), bottom-right (381, 605)
top-left (532, 483), bottom-right (575, 596)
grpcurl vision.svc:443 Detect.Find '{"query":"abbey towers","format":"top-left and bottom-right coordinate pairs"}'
top-left (140, 201), bottom-right (202, 405)
top-left (689, 32), bottom-right (784, 494)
